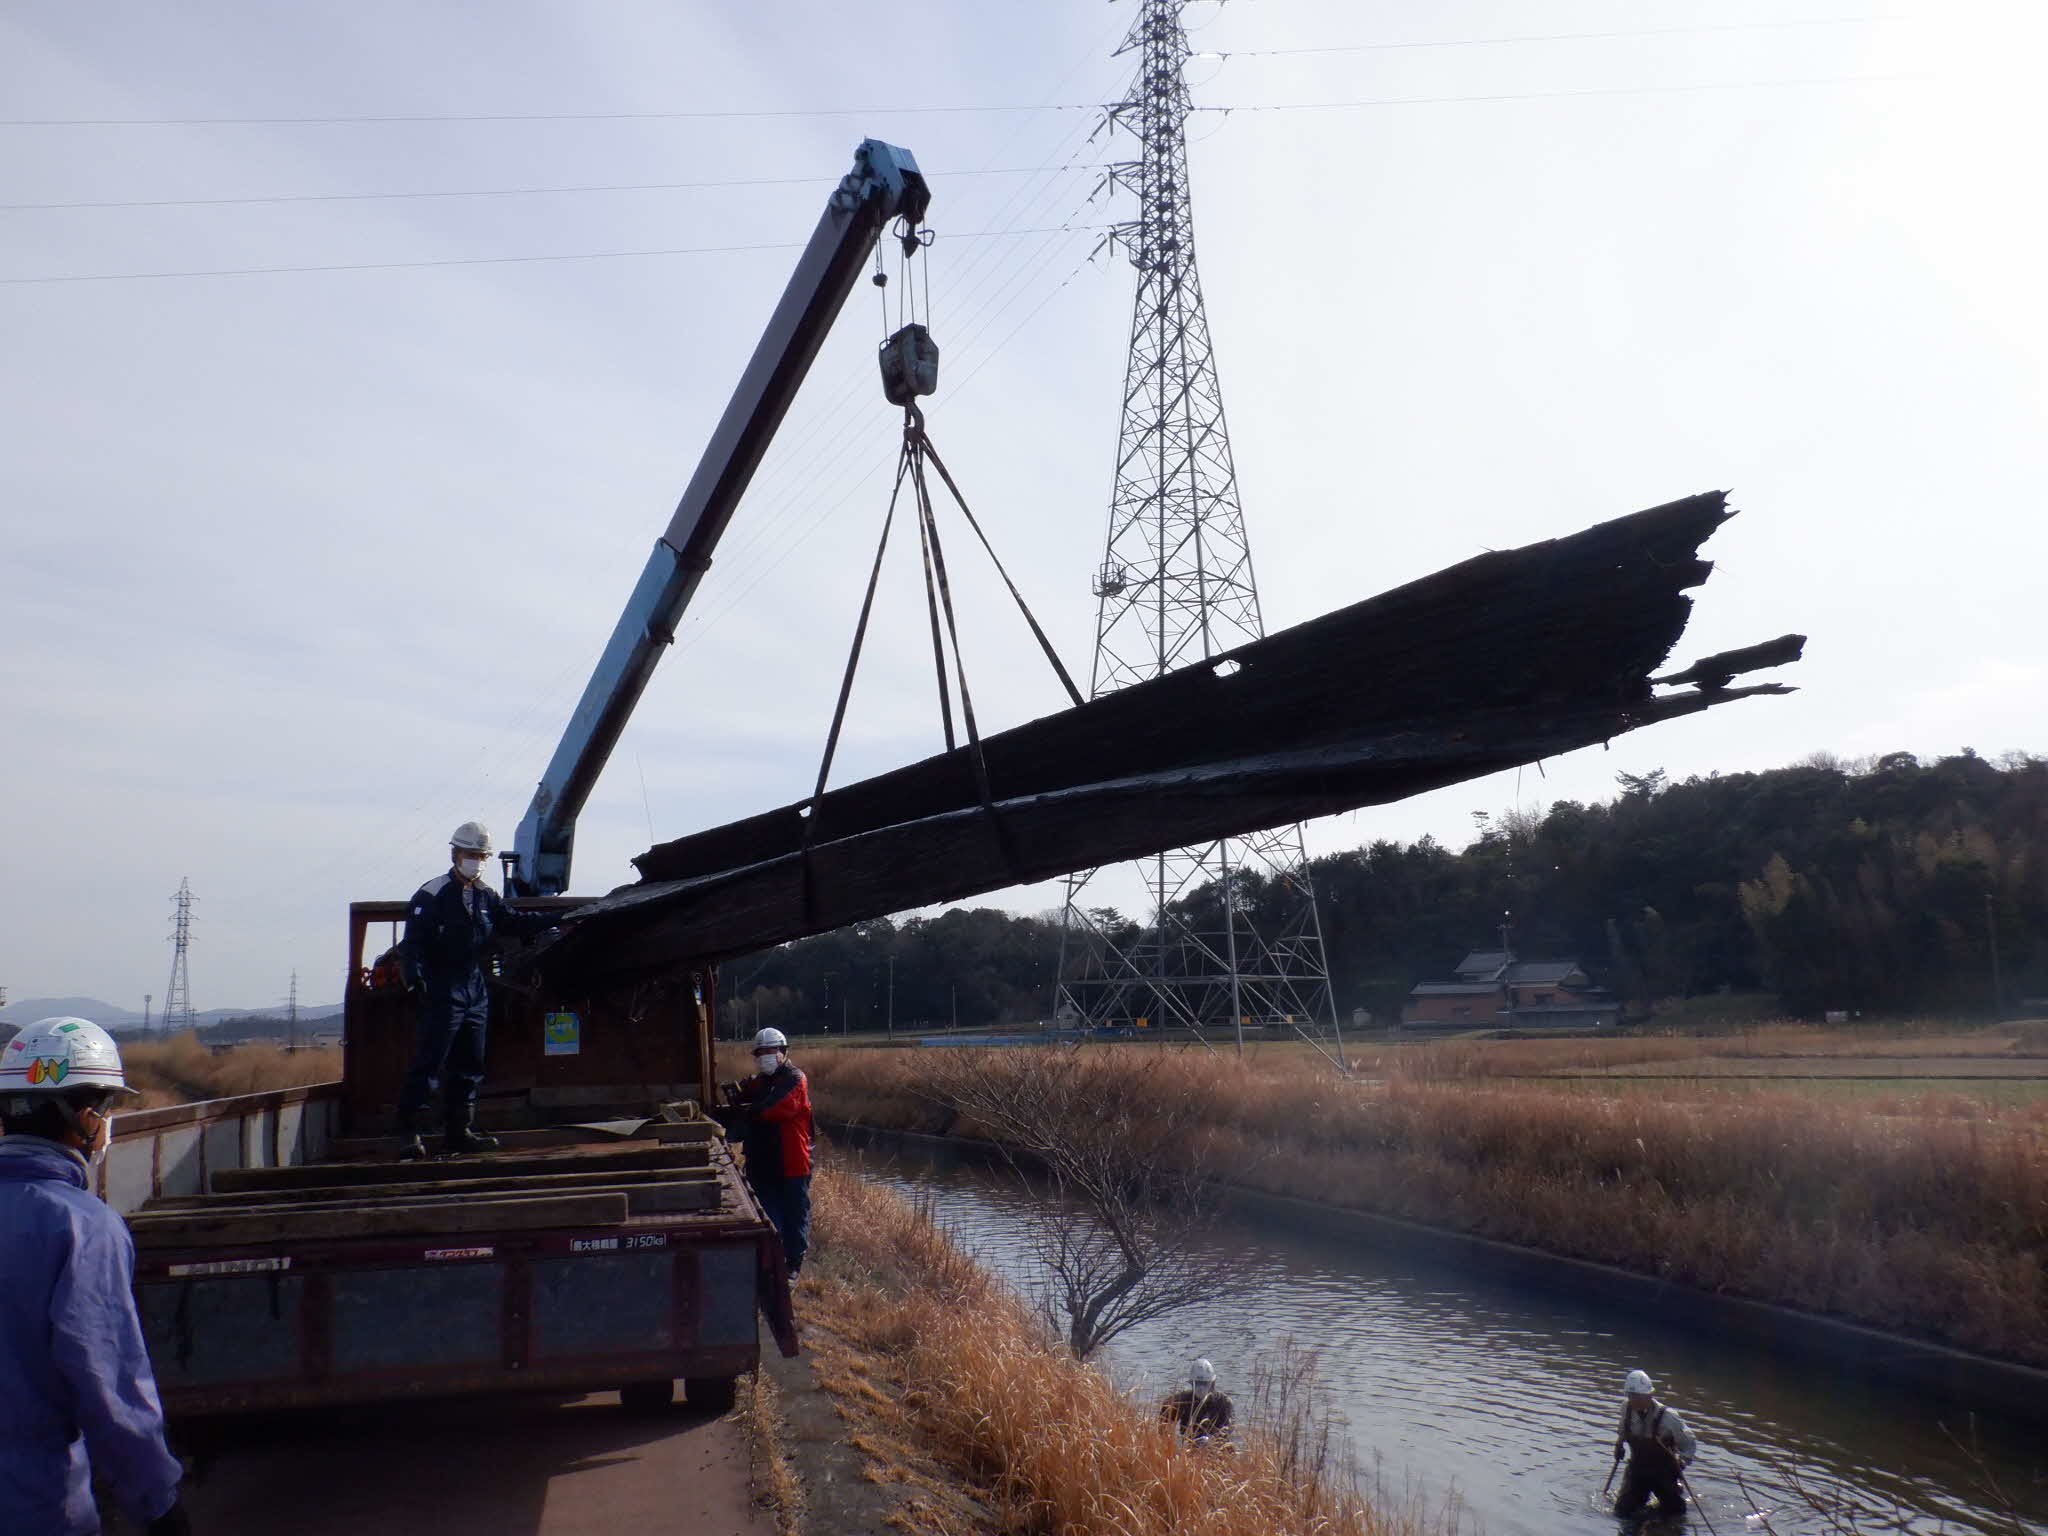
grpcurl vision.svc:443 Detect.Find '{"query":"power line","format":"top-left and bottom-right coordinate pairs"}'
top-left (0, 102), bottom-right (1103, 128)
top-left (0, 163), bottom-right (1099, 214)
top-left (0, 59), bottom-right (1910, 131)
top-left (1207, 15), bottom-right (1897, 60)
top-left (0, 224), bottom-right (1109, 286)
top-left (1182, 72), bottom-right (1919, 115)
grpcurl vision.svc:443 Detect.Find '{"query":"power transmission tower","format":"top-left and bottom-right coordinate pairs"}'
top-left (1056, 0), bottom-right (1342, 1062)
top-left (287, 969), bottom-right (300, 1050)
top-left (162, 878), bottom-right (197, 1035)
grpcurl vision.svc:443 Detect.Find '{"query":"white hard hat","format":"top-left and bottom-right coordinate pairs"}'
top-left (1190, 1358), bottom-right (1217, 1387)
top-left (1, 1017), bottom-right (140, 1100)
top-left (752, 1027), bottom-right (789, 1054)
top-left (450, 821), bottom-right (492, 854)
top-left (1624, 1370), bottom-right (1654, 1396)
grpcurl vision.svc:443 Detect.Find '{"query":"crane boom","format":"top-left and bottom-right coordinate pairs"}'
top-left (509, 139), bottom-right (930, 896)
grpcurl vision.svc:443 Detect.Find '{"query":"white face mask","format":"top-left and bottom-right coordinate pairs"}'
top-left (755, 1053), bottom-right (782, 1076)
top-left (456, 856), bottom-right (484, 880)
top-left (89, 1112), bottom-right (113, 1169)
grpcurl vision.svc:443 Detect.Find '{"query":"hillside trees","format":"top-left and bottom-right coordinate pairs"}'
top-left (718, 750), bottom-right (2048, 1026)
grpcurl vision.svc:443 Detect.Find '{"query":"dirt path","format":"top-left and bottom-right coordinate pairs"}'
top-left (165, 1387), bottom-right (772, 1536)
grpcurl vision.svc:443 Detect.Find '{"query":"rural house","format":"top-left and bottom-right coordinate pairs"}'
top-left (1402, 951), bottom-right (1619, 1032)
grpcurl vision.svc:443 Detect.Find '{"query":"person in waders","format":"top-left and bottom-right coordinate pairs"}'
top-left (1611, 1369), bottom-right (1697, 1518)
top-left (1160, 1359), bottom-right (1233, 1445)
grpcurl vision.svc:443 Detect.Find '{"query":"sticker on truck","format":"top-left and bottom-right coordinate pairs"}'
top-left (167, 1257), bottom-right (293, 1277)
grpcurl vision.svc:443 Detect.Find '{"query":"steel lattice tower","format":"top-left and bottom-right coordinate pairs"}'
top-left (162, 878), bottom-right (196, 1035)
top-left (1056, 0), bottom-right (1341, 1058)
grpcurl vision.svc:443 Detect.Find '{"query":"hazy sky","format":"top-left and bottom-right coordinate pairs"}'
top-left (4, 0), bottom-right (2041, 1011)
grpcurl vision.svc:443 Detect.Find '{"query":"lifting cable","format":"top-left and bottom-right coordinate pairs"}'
top-left (801, 221), bottom-right (1082, 900)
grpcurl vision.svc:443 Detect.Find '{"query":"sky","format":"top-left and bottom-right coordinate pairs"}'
top-left (3, 0), bottom-right (2042, 1013)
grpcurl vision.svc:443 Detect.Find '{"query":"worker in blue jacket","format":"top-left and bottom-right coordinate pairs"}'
top-left (0, 1016), bottom-right (190, 1536)
top-left (396, 820), bottom-right (566, 1159)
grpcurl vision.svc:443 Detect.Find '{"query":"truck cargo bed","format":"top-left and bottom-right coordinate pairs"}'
top-left (129, 1124), bottom-right (796, 1418)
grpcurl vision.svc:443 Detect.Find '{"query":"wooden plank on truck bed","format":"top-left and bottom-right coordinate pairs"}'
top-left (128, 1191), bottom-right (630, 1247)
top-left (210, 1144), bottom-right (709, 1194)
top-left (136, 1177), bottom-right (722, 1222)
top-left (149, 1167), bottom-right (718, 1209)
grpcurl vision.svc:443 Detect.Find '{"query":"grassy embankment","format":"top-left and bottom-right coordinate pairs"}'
top-left (801, 1024), bottom-right (2048, 1367)
top-left (797, 1160), bottom-right (1446, 1536)
top-left (119, 1033), bottom-right (341, 1110)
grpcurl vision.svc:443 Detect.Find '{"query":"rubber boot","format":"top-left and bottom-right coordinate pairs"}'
top-left (443, 1106), bottom-right (501, 1156)
top-left (394, 1107), bottom-right (426, 1162)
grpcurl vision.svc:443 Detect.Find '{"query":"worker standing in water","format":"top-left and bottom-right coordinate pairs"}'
top-left (727, 1028), bottom-right (813, 1275)
top-left (0, 1017), bottom-right (192, 1535)
top-left (1160, 1358), bottom-right (1234, 1443)
top-left (1611, 1368), bottom-right (1698, 1517)
top-left (396, 821), bottom-right (565, 1159)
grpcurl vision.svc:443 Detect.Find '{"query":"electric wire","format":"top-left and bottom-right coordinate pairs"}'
top-left (0, 164), bottom-right (1098, 214)
top-left (1204, 15), bottom-right (1896, 60)
top-left (1, 67), bottom-right (1912, 131)
top-left (0, 224), bottom-right (1108, 286)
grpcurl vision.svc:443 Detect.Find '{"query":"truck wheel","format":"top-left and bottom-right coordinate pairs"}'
top-left (685, 1374), bottom-right (739, 1414)
top-left (618, 1378), bottom-right (675, 1414)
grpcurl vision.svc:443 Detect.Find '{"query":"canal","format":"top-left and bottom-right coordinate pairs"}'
top-left (848, 1139), bottom-right (2047, 1536)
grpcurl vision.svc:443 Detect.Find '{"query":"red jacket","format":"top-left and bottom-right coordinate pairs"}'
top-left (736, 1064), bottom-right (813, 1179)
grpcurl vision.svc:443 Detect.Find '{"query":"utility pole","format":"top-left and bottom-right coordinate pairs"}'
top-left (1987, 892), bottom-right (2004, 1020)
top-left (887, 954), bottom-right (895, 1038)
top-left (1056, 0), bottom-right (1343, 1067)
top-left (143, 994), bottom-right (152, 1037)
top-left (162, 878), bottom-right (197, 1036)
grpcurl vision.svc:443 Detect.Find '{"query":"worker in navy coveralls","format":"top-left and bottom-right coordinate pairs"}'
top-left (0, 1017), bottom-right (191, 1536)
top-left (396, 820), bottom-right (564, 1159)
top-left (729, 1027), bottom-right (813, 1275)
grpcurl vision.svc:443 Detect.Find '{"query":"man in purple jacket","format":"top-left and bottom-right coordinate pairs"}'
top-left (0, 1016), bottom-right (189, 1535)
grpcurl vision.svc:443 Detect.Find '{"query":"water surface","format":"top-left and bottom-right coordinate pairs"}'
top-left (851, 1140), bottom-right (2047, 1536)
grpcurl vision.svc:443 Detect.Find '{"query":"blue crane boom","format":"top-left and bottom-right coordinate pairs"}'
top-left (508, 140), bottom-right (930, 897)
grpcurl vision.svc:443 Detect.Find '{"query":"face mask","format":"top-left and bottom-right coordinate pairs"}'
top-left (755, 1054), bottom-right (782, 1076)
top-left (456, 856), bottom-right (484, 880)
top-left (89, 1112), bottom-right (112, 1169)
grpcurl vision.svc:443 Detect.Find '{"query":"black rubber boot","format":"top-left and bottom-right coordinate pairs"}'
top-left (394, 1108), bottom-right (426, 1162)
top-left (443, 1107), bottom-right (501, 1156)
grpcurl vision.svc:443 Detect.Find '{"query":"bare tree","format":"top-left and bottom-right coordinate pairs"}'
top-left (919, 1045), bottom-right (1253, 1359)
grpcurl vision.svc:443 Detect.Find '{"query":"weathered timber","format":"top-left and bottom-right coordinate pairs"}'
top-left (535, 492), bottom-right (1804, 990)
top-left (624, 1180), bottom-right (723, 1214)
top-left (208, 1144), bottom-right (709, 1194)
top-left (147, 1166), bottom-right (719, 1209)
top-left (134, 1177), bottom-right (721, 1223)
top-left (127, 1192), bottom-right (630, 1248)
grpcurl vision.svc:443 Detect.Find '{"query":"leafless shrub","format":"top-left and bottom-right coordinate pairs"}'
top-left (917, 1046), bottom-right (1256, 1360)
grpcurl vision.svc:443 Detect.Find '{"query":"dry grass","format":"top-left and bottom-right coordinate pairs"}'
top-left (119, 1033), bottom-right (341, 1109)
top-left (738, 1360), bottom-right (803, 1536)
top-left (806, 1044), bottom-right (2048, 1366)
top-left (803, 1162), bottom-right (1446, 1536)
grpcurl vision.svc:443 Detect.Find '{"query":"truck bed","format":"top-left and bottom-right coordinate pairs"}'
top-left (126, 1119), bottom-right (797, 1418)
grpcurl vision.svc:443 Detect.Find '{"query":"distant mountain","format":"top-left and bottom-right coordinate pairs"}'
top-left (0, 997), bottom-right (342, 1032)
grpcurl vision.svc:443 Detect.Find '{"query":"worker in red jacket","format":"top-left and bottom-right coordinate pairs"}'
top-left (730, 1028), bottom-right (812, 1275)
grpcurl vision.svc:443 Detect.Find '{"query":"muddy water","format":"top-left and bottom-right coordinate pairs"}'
top-left (851, 1142), bottom-right (2047, 1536)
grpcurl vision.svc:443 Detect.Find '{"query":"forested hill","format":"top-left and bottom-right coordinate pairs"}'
top-left (715, 750), bottom-right (2048, 1035)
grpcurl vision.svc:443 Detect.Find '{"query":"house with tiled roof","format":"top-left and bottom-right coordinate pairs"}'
top-left (1402, 950), bottom-right (1619, 1031)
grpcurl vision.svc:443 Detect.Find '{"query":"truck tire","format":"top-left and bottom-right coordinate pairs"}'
top-left (685, 1374), bottom-right (739, 1414)
top-left (618, 1378), bottom-right (675, 1414)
